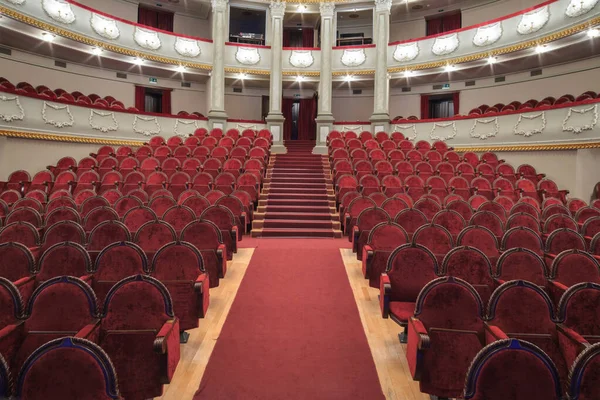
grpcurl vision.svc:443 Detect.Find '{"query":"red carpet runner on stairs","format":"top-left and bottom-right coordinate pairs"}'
top-left (194, 239), bottom-right (384, 400)
top-left (252, 140), bottom-right (342, 238)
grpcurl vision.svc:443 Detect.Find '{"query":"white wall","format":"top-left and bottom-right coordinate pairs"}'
top-left (224, 87), bottom-right (267, 120)
top-left (389, 93), bottom-right (420, 119)
top-left (461, 0), bottom-right (540, 27)
top-left (0, 50), bottom-right (207, 114)
top-left (336, 14), bottom-right (373, 42)
top-left (174, 13), bottom-right (212, 39)
top-left (332, 91), bottom-right (374, 121)
top-left (389, 19), bottom-right (425, 43)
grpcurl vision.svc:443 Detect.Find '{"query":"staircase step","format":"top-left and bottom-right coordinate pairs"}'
top-left (263, 193), bottom-right (333, 200)
top-left (265, 188), bottom-right (329, 195)
top-left (252, 228), bottom-right (342, 238)
top-left (259, 205), bottom-right (336, 213)
top-left (263, 212), bottom-right (336, 220)
top-left (261, 219), bottom-right (338, 229)
top-left (262, 199), bottom-right (333, 207)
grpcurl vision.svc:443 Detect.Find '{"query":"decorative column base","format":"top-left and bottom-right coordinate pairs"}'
top-left (313, 114), bottom-right (335, 154)
top-left (266, 113), bottom-right (287, 154)
top-left (370, 112), bottom-right (391, 135)
top-left (207, 109), bottom-right (228, 131)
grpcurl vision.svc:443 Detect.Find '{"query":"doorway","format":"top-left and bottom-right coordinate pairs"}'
top-left (291, 101), bottom-right (300, 140)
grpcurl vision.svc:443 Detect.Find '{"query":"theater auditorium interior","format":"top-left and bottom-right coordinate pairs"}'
top-left (1, 0), bottom-right (600, 398)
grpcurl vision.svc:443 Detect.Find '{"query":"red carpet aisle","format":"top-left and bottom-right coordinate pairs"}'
top-left (252, 141), bottom-right (342, 238)
top-left (194, 239), bottom-right (385, 400)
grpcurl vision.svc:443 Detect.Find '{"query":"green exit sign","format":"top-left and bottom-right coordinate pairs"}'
top-left (149, 77), bottom-right (158, 84)
top-left (294, 93), bottom-right (301, 98)
top-left (442, 83), bottom-right (450, 89)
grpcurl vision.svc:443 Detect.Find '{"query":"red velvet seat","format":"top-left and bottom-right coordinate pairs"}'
top-left (122, 206), bottom-right (157, 233)
top-left (469, 211), bottom-right (504, 239)
top-left (0, 276), bottom-right (99, 377)
top-left (380, 243), bottom-right (440, 342)
top-left (463, 339), bottom-right (563, 400)
top-left (413, 223), bottom-right (453, 265)
top-left (407, 277), bottom-right (485, 399)
top-left (575, 206), bottom-right (600, 225)
top-left (448, 176), bottom-right (472, 201)
top-left (42, 220), bottom-right (85, 249)
top-left (133, 220), bottom-right (177, 253)
top-left (506, 212), bottom-right (541, 234)
top-left (548, 249), bottom-right (600, 303)
top-left (394, 208), bottom-right (428, 239)
top-left (180, 220), bottom-right (227, 288)
top-left (0, 222), bottom-right (40, 248)
top-left (112, 196), bottom-right (143, 218)
top-left (99, 275), bottom-right (179, 399)
top-left (361, 222), bottom-right (408, 288)
top-left (205, 190), bottom-right (225, 205)
top-left (510, 201), bottom-right (541, 218)
top-left (395, 161), bottom-right (414, 181)
top-left (380, 197), bottom-right (408, 220)
top-left (0, 190), bottom-right (21, 207)
top-left (445, 198), bottom-right (473, 221)
top-left (150, 241), bottom-right (209, 333)
top-left (495, 247), bottom-right (548, 287)
top-left (6, 207), bottom-right (42, 228)
top-left (538, 178), bottom-right (568, 204)
top-left (88, 242), bottom-right (148, 307)
top-left (501, 226), bottom-right (544, 255)
top-left (430, 209), bottom-right (465, 239)
top-left (544, 213), bottom-right (578, 235)
top-left (12, 198), bottom-right (43, 214)
top-left (200, 206), bottom-right (238, 259)
top-left (148, 195), bottom-right (176, 218)
top-left (83, 206), bottom-right (119, 232)
top-left (44, 206), bottom-right (81, 227)
top-left (80, 196), bottom-right (110, 217)
top-left (343, 196), bottom-right (376, 236)
top-left (567, 341), bottom-right (600, 400)
top-left (163, 205), bottom-right (196, 232)
top-left (202, 158), bottom-right (222, 179)
top-left (404, 175), bottom-right (426, 200)
top-left (442, 245), bottom-right (494, 304)
top-left (87, 220), bottom-right (131, 252)
top-left (352, 207), bottom-right (390, 259)
top-left (413, 197), bottom-right (441, 221)
top-left (190, 172), bottom-right (214, 196)
top-left (0, 242), bottom-right (35, 286)
top-left (545, 228), bottom-right (586, 267)
top-left (558, 282), bottom-right (600, 345)
top-left (457, 225), bottom-right (500, 265)
top-left (216, 195), bottom-right (249, 234)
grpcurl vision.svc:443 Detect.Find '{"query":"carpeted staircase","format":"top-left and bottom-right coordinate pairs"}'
top-left (252, 141), bottom-right (342, 238)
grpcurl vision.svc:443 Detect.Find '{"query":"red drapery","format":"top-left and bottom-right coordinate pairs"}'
top-left (283, 30), bottom-right (291, 48)
top-left (420, 95), bottom-right (430, 119)
top-left (302, 28), bottom-right (314, 48)
top-left (426, 12), bottom-right (461, 36)
top-left (135, 86), bottom-right (145, 111)
top-left (444, 13), bottom-right (462, 32)
top-left (282, 98), bottom-right (294, 141)
top-left (298, 96), bottom-right (317, 140)
top-left (426, 17), bottom-right (444, 36)
top-left (162, 89), bottom-right (172, 115)
top-left (138, 6), bottom-right (174, 32)
top-left (452, 92), bottom-right (460, 116)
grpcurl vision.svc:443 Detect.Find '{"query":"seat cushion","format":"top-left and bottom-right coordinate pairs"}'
top-left (389, 301), bottom-right (415, 324)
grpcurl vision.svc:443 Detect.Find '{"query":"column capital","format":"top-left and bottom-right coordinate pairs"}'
top-left (270, 1), bottom-right (286, 18)
top-left (319, 2), bottom-right (335, 18)
top-left (211, 0), bottom-right (228, 13)
top-left (374, 0), bottom-right (392, 13)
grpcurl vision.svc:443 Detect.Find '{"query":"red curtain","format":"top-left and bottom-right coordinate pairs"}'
top-left (302, 28), bottom-right (314, 48)
top-left (420, 95), bottom-right (430, 119)
top-left (426, 12), bottom-right (461, 36)
top-left (283, 29), bottom-right (291, 47)
top-left (426, 17), bottom-right (444, 36)
top-left (135, 86), bottom-right (145, 111)
top-left (298, 96), bottom-right (317, 140)
top-left (444, 13), bottom-right (462, 32)
top-left (452, 92), bottom-right (460, 116)
top-left (282, 98), bottom-right (294, 141)
top-left (138, 5), bottom-right (173, 32)
top-left (162, 89), bottom-right (172, 115)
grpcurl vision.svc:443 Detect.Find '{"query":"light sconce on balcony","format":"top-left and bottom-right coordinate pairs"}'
top-left (297, 4), bottom-right (307, 12)
top-left (238, 73), bottom-right (247, 80)
top-left (132, 57), bottom-right (145, 65)
top-left (175, 65), bottom-right (186, 72)
top-left (444, 64), bottom-right (456, 72)
top-left (91, 47), bottom-right (103, 56)
top-left (487, 56), bottom-right (497, 64)
top-left (344, 75), bottom-right (354, 82)
top-left (588, 28), bottom-right (600, 38)
top-left (296, 75), bottom-right (305, 82)
top-left (535, 44), bottom-right (548, 53)
top-left (41, 32), bottom-right (55, 42)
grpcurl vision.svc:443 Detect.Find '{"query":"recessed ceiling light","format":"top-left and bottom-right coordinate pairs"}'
top-left (444, 64), bottom-right (456, 72)
top-left (298, 4), bottom-right (307, 12)
top-left (535, 44), bottom-right (548, 53)
top-left (588, 28), bottom-right (600, 38)
top-left (487, 56), bottom-right (497, 64)
top-left (296, 75), bottom-right (305, 82)
top-left (239, 73), bottom-right (247, 80)
top-left (404, 70), bottom-right (415, 77)
top-left (91, 47), bottom-right (103, 56)
top-left (344, 75), bottom-right (354, 82)
top-left (175, 65), bottom-right (186, 72)
top-left (41, 32), bottom-right (55, 42)
top-left (133, 57), bottom-right (144, 65)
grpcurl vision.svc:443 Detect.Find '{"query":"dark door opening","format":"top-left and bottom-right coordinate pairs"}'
top-left (429, 94), bottom-right (455, 119)
top-left (291, 101), bottom-right (300, 140)
top-left (144, 88), bottom-right (163, 113)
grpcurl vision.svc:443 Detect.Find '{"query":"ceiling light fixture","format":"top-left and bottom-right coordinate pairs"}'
top-left (296, 75), bottom-right (305, 82)
top-left (239, 73), bottom-right (247, 80)
top-left (133, 57), bottom-right (144, 65)
top-left (91, 47), bottom-right (103, 56)
top-left (41, 32), bottom-right (55, 42)
top-left (344, 75), bottom-right (354, 82)
top-left (404, 70), bottom-right (415, 77)
top-left (298, 4), bottom-right (307, 12)
top-left (588, 28), bottom-right (600, 38)
top-left (487, 56), bottom-right (497, 64)
top-left (535, 44), bottom-right (548, 53)
top-left (175, 65), bottom-right (186, 72)
top-left (444, 64), bottom-right (456, 72)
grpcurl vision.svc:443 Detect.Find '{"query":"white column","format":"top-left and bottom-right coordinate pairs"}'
top-left (207, 0), bottom-right (228, 130)
top-left (265, 1), bottom-right (287, 153)
top-left (313, 2), bottom-right (335, 154)
top-left (370, 0), bottom-right (392, 134)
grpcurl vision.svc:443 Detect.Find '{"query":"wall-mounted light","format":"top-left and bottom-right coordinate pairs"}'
top-left (133, 57), bottom-right (144, 65)
top-left (535, 44), bottom-right (548, 53)
top-left (344, 75), bottom-right (354, 82)
top-left (296, 75), bottom-right (305, 82)
top-left (444, 64), bottom-right (456, 72)
top-left (41, 32), bottom-right (55, 42)
top-left (175, 65), bottom-right (186, 72)
top-left (239, 73), bottom-right (247, 80)
top-left (403, 70), bottom-right (415, 77)
top-left (91, 47), bottom-right (103, 56)
top-left (588, 28), bottom-right (600, 38)
top-left (487, 56), bottom-right (497, 64)
top-left (297, 4), bottom-right (307, 12)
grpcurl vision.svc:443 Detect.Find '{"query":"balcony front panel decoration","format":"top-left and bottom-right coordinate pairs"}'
top-left (388, 0), bottom-right (600, 71)
top-left (0, 0), bottom-right (214, 68)
top-left (224, 43), bottom-right (271, 72)
top-left (332, 45), bottom-right (376, 73)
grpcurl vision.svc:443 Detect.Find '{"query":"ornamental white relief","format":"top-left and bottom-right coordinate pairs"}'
top-left (174, 37), bottom-right (201, 58)
top-left (341, 125), bottom-right (362, 132)
top-left (89, 110), bottom-right (118, 133)
top-left (42, 0), bottom-right (76, 24)
top-left (514, 112), bottom-right (546, 136)
top-left (472, 22), bottom-right (503, 47)
top-left (469, 118), bottom-right (499, 140)
top-left (236, 123), bottom-right (258, 131)
top-left (235, 47), bottom-right (260, 65)
top-left (289, 50), bottom-right (314, 68)
top-left (173, 119), bottom-right (199, 137)
top-left (431, 33), bottom-right (459, 56)
top-left (393, 43), bottom-right (419, 63)
top-left (4, 0), bottom-right (25, 5)
top-left (42, 102), bottom-right (74, 128)
top-left (340, 49), bottom-right (367, 67)
top-left (565, 0), bottom-right (599, 17)
top-left (562, 105), bottom-right (598, 133)
top-left (0, 95), bottom-right (25, 122)
top-left (517, 6), bottom-right (550, 35)
top-left (133, 115), bottom-right (161, 136)
top-left (430, 121), bottom-right (457, 141)
top-left (134, 27), bottom-right (162, 50)
top-left (394, 124), bottom-right (418, 141)
top-left (90, 13), bottom-right (120, 40)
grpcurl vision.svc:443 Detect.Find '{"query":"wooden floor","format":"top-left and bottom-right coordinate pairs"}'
top-left (156, 245), bottom-right (428, 400)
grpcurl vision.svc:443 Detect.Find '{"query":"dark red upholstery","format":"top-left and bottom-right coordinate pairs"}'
top-left (42, 221), bottom-right (86, 249)
top-left (0, 277), bottom-right (23, 330)
top-left (0, 222), bottom-right (40, 248)
top-left (87, 221), bottom-right (131, 251)
top-left (567, 342), bottom-right (600, 400)
top-left (162, 205), bottom-right (196, 232)
top-left (558, 282), bottom-right (600, 344)
top-left (200, 206), bottom-right (238, 260)
top-left (122, 206), bottom-right (157, 233)
top-left (457, 226), bottom-right (500, 265)
top-left (394, 208), bottom-right (428, 239)
top-left (133, 220), bottom-right (177, 252)
top-left (352, 207), bottom-right (390, 258)
top-left (180, 220), bottom-right (227, 288)
top-left (0, 243), bottom-right (35, 282)
top-left (496, 248), bottom-right (548, 287)
top-left (549, 250), bottom-right (600, 303)
top-left (83, 207), bottom-right (119, 232)
top-left (362, 222), bottom-right (408, 288)
top-left (36, 242), bottom-right (92, 283)
top-left (412, 223), bottom-right (453, 265)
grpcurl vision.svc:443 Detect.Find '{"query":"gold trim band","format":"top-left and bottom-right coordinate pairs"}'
top-left (224, 67), bottom-right (270, 76)
top-left (0, 130), bottom-right (144, 146)
top-left (453, 142), bottom-right (600, 152)
top-left (282, 71), bottom-right (321, 77)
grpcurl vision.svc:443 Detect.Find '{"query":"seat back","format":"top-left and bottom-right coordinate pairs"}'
top-left (42, 220), bottom-right (86, 249)
top-left (544, 214), bottom-right (578, 233)
top-left (0, 222), bottom-right (40, 247)
top-left (80, 196), bottom-right (110, 216)
top-left (558, 282), bottom-right (600, 341)
top-left (386, 243), bottom-right (439, 302)
top-left (0, 242), bottom-right (35, 282)
top-left (496, 248), bottom-right (548, 286)
top-left (457, 226), bottom-right (499, 260)
top-left (545, 228), bottom-right (586, 255)
top-left (0, 277), bottom-right (23, 328)
top-left (412, 223), bottom-right (453, 262)
top-left (413, 198), bottom-right (441, 221)
top-left (133, 220), bottom-right (177, 252)
top-left (36, 242), bottom-right (92, 282)
top-left (469, 211), bottom-right (504, 238)
top-left (431, 209), bottom-right (466, 237)
top-left (394, 208), bottom-right (428, 237)
top-left (464, 339), bottom-right (562, 400)
top-left (83, 207), bottom-right (119, 232)
top-left (87, 221), bottom-right (131, 251)
top-left (163, 205), bottom-right (196, 231)
top-left (112, 196), bottom-right (143, 217)
top-left (6, 207), bottom-right (43, 228)
top-left (122, 206), bottom-right (157, 233)
top-left (446, 199), bottom-right (473, 221)
top-left (567, 342), bottom-right (600, 400)
top-left (441, 246), bottom-right (494, 303)
top-left (551, 249), bottom-right (600, 287)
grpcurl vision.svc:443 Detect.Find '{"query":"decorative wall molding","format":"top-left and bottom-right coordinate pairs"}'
top-left (42, 0), bottom-right (76, 24)
top-left (514, 111), bottom-right (547, 136)
top-left (0, 129), bottom-right (145, 146)
top-left (562, 104), bottom-right (598, 133)
top-left (235, 123), bottom-right (259, 131)
top-left (430, 121), bottom-right (457, 141)
top-left (319, 2), bottom-right (335, 18)
top-left (235, 47), bottom-right (261, 65)
top-left (0, 95), bottom-right (25, 122)
top-left (4, 0), bottom-right (25, 5)
top-left (340, 125), bottom-right (363, 132)
top-left (90, 13), bottom-right (120, 40)
top-left (133, 115), bottom-right (161, 136)
top-left (393, 124), bottom-right (418, 140)
top-left (340, 49), bottom-right (367, 67)
top-left (133, 26), bottom-right (162, 50)
top-left (173, 118), bottom-right (199, 137)
top-left (375, 0), bottom-right (393, 13)
top-left (431, 33), bottom-right (460, 56)
top-left (393, 42), bottom-right (419, 63)
top-left (472, 22), bottom-right (503, 47)
top-left (269, 1), bottom-right (287, 18)
top-left (469, 117), bottom-right (499, 140)
top-left (565, 0), bottom-right (599, 17)
top-left (42, 101), bottom-right (74, 128)
top-left (289, 50), bottom-right (314, 68)
top-left (89, 109), bottom-right (118, 133)
top-left (174, 37), bottom-right (201, 58)
top-left (517, 6), bottom-right (550, 35)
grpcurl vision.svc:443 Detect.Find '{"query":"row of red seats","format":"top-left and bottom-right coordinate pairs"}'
top-left (467, 90), bottom-right (599, 115)
top-left (0, 274), bottom-right (180, 399)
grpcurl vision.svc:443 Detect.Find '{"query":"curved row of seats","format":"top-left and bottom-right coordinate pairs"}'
top-left (327, 135), bottom-right (599, 399)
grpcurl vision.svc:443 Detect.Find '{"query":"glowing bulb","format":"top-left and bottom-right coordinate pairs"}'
top-left (296, 75), bottom-right (305, 82)
top-left (535, 44), bottom-right (548, 53)
top-left (133, 57), bottom-right (144, 65)
top-left (41, 32), bottom-right (55, 42)
top-left (444, 64), bottom-right (456, 72)
top-left (91, 47), bottom-right (103, 56)
top-left (298, 4), bottom-right (307, 12)
top-left (238, 73), bottom-right (247, 80)
top-left (344, 75), bottom-right (354, 82)
top-left (487, 56), bottom-right (497, 64)
top-left (404, 70), bottom-right (415, 77)
top-left (175, 65), bottom-right (186, 72)
top-left (588, 28), bottom-right (600, 38)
